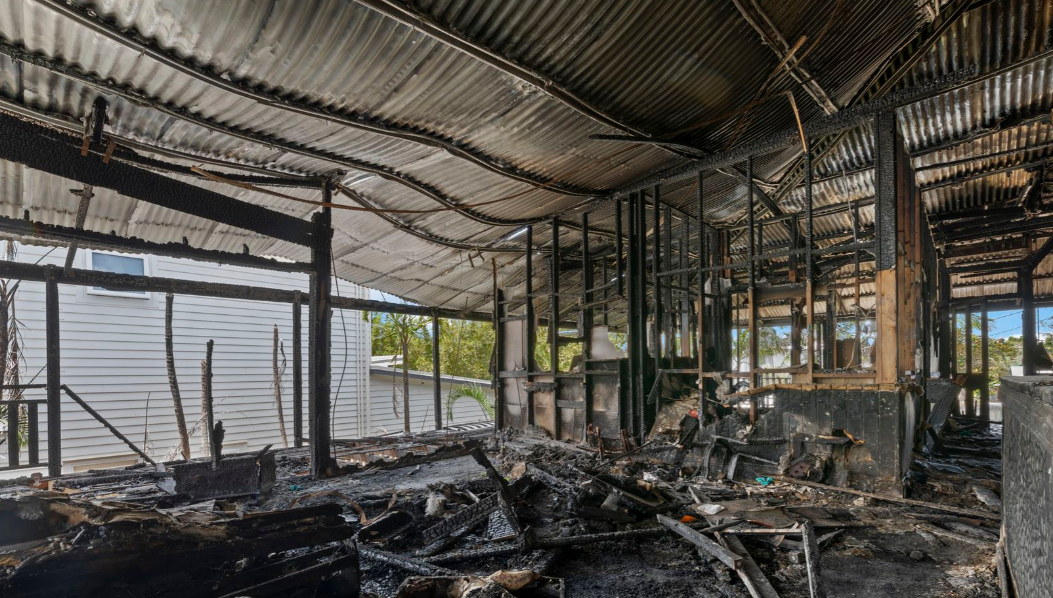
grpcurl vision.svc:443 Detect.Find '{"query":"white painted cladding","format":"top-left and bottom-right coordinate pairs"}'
top-left (368, 367), bottom-right (494, 436)
top-left (3, 243), bottom-right (372, 472)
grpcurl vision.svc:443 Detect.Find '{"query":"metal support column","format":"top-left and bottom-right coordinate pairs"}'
top-left (937, 263), bottom-right (951, 377)
top-left (582, 213), bottom-right (594, 428)
top-left (432, 314), bottom-right (442, 431)
top-left (549, 217), bottom-right (561, 439)
top-left (805, 149), bottom-right (815, 379)
top-left (965, 305), bottom-right (974, 417)
top-left (980, 299), bottom-right (989, 424)
top-left (45, 267), bottom-right (61, 476)
top-left (1022, 269), bottom-right (1036, 375)
top-left (653, 186), bottom-right (663, 378)
top-left (292, 291), bottom-right (303, 447)
top-left (745, 157), bottom-right (758, 420)
top-left (308, 195), bottom-right (333, 478)
top-left (524, 226), bottom-right (535, 426)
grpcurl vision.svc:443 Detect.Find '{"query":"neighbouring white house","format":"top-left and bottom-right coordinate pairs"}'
top-left (0, 243), bottom-right (488, 474)
top-left (369, 356), bottom-right (494, 435)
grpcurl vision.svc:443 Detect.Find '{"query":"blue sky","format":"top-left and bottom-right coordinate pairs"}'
top-left (370, 288), bottom-right (409, 304)
top-left (961, 308), bottom-right (1053, 339)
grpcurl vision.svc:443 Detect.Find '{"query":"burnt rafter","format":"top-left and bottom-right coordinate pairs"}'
top-left (0, 95), bottom-right (537, 255)
top-left (920, 158), bottom-right (1049, 192)
top-left (729, 0), bottom-right (839, 114)
top-left (605, 66), bottom-right (981, 200)
top-left (766, 0), bottom-right (978, 204)
top-left (0, 216), bottom-right (312, 273)
top-left (33, 0), bottom-right (603, 198)
top-left (0, 110), bottom-right (315, 247)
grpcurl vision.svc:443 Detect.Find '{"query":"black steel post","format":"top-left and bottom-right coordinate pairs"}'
top-left (852, 202), bottom-right (862, 366)
top-left (745, 158), bottom-right (758, 398)
top-left (652, 186), bottom-right (662, 386)
top-left (697, 171), bottom-right (705, 371)
top-left (626, 193), bottom-right (638, 436)
top-left (980, 299), bottom-right (989, 423)
top-left (601, 255), bottom-right (609, 326)
top-left (582, 212), bottom-right (593, 428)
top-left (493, 286), bottom-right (505, 430)
top-left (6, 387), bottom-right (17, 469)
top-left (432, 314), bottom-right (442, 430)
top-left (827, 289), bottom-right (838, 369)
top-left (965, 305), bottom-right (974, 417)
top-left (950, 308), bottom-right (958, 375)
top-left (1022, 269), bottom-right (1036, 375)
top-left (524, 225), bottom-right (535, 426)
top-left (292, 291), bottom-right (303, 448)
top-left (45, 267), bottom-right (61, 476)
top-left (631, 192), bottom-right (648, 440)
top-left (550, 217), bottom-right (561, 439)
top-left (663, 204), bottom-right (674, 356)
top-left (615, 199), bottom-right (624, 297)
top-left (937, 263), bottom-right (951, 377)
top-left (308, 192), bottom-right (334, 478)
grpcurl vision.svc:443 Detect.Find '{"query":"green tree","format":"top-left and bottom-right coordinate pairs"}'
top-left (534, 327), bottom-right (580, 372)
top-left (987, 336), bottom-right (1020, 395)
top-left (446, 383), bottom-right (494, 421)
top-left (954, 313), bottom-right (982, 375)
top-left (371, 313), bottom-right (430, 432)
top-left (732, 326), bottom-right (787, 371)
top-left (440, 319), bottom-right (494, 380)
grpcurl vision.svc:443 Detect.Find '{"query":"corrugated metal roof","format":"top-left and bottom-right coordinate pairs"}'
top-left (0, 0), bottom-right (1045, 309)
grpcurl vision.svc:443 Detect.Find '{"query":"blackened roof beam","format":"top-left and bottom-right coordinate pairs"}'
top-left (0, 109), bottom-right (316, 247)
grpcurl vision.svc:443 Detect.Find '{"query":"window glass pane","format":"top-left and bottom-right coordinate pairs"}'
top-left (91, 253), bottom-right (145, 294)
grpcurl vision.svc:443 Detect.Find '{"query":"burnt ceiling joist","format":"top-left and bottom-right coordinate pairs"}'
top-left (729, 0), bottom-right (839, 114)
top-left (0, 109), bottom-right (315, 247)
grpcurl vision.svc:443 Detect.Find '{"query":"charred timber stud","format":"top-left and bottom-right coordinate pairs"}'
top-left (429, 519), bottom-right (751, 564)
top-left (359, 546), bottom-right (457, 576)
top-left (468, 447), bottom-right (521, 535)
top-left (656, 514), bottom-right (743, 570)
top-left (423, 544), bottom-right (521, 565)
top-left (802, 521), bottom-right (827, 598)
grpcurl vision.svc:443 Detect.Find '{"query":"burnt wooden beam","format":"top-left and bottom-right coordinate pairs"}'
top-left (292, 292), bottom-right (304, 448)
top-left (45, 268), bottom-right (61, 476)
top-left (0, 109), bottom-right (314, 247)
top-left (920, 159), bottom-right (1048, 192)
top-left (730, 0), bottom-right (838, 113)
top-left (0, 215), bottom-right (312, 273)
top-left (62, 185), bottom-right (93, 271)
top-left (432, 315), bottom-right (442, 431)
top-left (308, 200), bottom-right (333, 477)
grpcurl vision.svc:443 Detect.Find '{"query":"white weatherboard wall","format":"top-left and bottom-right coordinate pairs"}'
top-left (368, 367), bottom-right (493, 435)
top-left (2, 243), bottom-right (371, 473)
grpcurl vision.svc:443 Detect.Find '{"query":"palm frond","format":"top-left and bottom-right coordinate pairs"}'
top-left (445, 383), bottom-right (494, 421)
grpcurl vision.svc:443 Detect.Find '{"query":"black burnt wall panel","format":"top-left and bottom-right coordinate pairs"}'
top-left (999, 377), bottom-right (1053, 598)
top-left (700, 388), bottom-right (908, 495)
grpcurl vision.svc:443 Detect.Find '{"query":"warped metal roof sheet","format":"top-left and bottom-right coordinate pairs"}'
top-left (0, 0), bottom-right (1046, 311)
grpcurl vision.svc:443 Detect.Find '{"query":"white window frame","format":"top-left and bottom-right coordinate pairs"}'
top-left (84, 250), bottom-right (152, 299)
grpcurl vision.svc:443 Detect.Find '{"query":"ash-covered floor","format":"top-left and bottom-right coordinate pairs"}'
top-left (0, 423), bottom-right (1003, 598)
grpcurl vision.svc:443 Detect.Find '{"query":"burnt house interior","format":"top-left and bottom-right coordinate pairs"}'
top-left (0, 0), bottom-right (1051, 597)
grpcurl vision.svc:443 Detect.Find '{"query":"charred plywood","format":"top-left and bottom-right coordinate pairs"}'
top-left (172, 451), bottom-right (277, 500)
top-left (999, 377), bottom-right (1053, 598)
top-left (587, 358), bottom-right (627, 437)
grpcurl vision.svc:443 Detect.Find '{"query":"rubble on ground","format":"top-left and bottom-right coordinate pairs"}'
top-left (0, 417), bottom-right (1003, 597)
